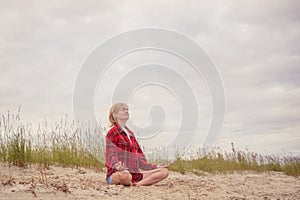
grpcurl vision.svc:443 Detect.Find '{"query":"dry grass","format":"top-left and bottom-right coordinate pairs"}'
top-left (169, 143), bottom-right (300, 177)
top-left (0, 108), bottom-right (104, 170)
top-left (1, 109), bottom-right (299, 177)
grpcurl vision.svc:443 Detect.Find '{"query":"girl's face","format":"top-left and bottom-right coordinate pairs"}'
top-left (114, 105), bottom-right (129, 122)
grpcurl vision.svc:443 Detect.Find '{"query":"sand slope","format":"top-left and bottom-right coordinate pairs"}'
top-left (1, 163), bottom-right (299, 200)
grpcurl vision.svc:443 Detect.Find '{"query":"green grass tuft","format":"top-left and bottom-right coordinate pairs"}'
top-left (0, 109), bottom-right (104, 170)
top-left (169, 143), bottom-right (300, 177)
top-left (1, 109), bottom-right (299, 177)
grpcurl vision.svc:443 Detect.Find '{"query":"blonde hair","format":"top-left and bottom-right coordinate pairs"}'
top-left (108, 102), bottom-right (128, 126)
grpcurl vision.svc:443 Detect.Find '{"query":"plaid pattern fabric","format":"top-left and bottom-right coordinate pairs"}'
top-left (105, 123), bottom-right (157, 182)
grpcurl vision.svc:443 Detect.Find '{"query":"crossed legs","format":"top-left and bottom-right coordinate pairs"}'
top-left (111, 171), bottom-right (132, 186)
top-left (110, 168), bottom-right (169, 186)
top-left (136, 168), bottom-right (169, 186)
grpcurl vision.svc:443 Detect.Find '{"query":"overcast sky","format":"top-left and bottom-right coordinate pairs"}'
top-left (1, 0), bottom-right (299, 156)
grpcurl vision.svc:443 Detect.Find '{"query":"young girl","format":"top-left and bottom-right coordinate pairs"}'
top-left (105, 102), bottom-right (169, 186)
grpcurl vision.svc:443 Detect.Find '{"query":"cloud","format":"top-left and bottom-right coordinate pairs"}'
top-left (0, 0), bottom-right (299, 155)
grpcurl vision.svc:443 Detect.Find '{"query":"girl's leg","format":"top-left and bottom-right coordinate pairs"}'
top-left (136, 168), bottom-right (169, 186)
top-left (111, 171), bottom-right (132, 186)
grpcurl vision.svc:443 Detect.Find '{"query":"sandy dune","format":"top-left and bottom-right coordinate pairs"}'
top-left (1, 163), bottom-right (299, 200)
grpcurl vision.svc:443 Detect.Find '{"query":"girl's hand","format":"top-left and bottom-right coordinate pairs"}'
top-left (157, 163), bottom-right (169, 168)
top-left (114, 161), bottom-right (127, 171)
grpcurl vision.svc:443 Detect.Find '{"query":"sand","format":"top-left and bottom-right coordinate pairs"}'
top-left (1, 163), bottom-right (299, 200)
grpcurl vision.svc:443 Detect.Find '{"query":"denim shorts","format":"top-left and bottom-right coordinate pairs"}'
top-left (106, 174), bottom-right (113, 185)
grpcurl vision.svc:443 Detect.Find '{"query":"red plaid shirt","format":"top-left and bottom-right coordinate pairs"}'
top-left (105, 123), bottom-right (157, 183)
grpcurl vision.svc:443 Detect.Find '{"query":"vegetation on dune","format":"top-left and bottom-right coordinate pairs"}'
top-left (0, 109), bottom-right (299, 177)
top-left (169, 143), bottom-right (300, 177)
top-left (0, 109), bottom-right (104, 170)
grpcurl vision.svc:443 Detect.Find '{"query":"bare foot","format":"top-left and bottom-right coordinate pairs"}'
top-left (131, 182), bottom-right (138, 187)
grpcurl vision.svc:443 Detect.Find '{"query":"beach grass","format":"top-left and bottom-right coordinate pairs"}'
top-left (0, 109), bottom-right (299, 177)
top-left (0, 109), bottom-right (104, 170)
top-left (169, 144), bottom-right (300, 177)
